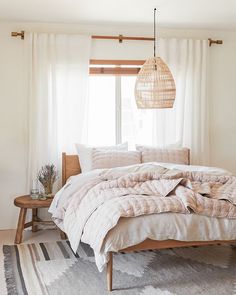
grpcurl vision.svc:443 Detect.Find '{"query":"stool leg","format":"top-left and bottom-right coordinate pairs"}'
top-left (32, 208), bottom-right (38, 232)
top-left (15, 208), bottom-right (27, 244)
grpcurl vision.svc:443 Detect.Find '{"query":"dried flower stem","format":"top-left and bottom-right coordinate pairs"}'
top-left (37, 164), bottom-right (58, 195)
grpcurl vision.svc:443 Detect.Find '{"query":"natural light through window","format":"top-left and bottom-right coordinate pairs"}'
top-left (87, 74), bottom-right (154, 148)
top-left (121, 76), bottom-right (153, 148)
top-left (87, 76), bottom-right (116, 145)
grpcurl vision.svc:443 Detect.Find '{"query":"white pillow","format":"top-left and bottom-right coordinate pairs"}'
top-left (92, 150), bottom-right (141, 170)
top-left (136, 145), bottom-right (190, 165)
top-left (75, 142), bottom-right (128, 172)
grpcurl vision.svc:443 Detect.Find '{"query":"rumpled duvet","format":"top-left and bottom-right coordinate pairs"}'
top-left (60, 165), bottom-right (236, 270)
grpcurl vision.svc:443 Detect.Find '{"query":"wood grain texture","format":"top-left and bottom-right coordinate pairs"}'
top-left (14, 195), bottom-right (53, 208)
top-left (106, 252), bottom-right (113, 291)
top-left (187, 148), bottom-right (190, 165)
top-left (62, 153), bottom-right (81, 186)
top-left (90, 67), bottom-right (140, 75)
top-left (91, 35), bottom-right (154, 42)
top-left (14, 208), bottom-right (27, 244)
top-left (32, 208), bottom-right (38, 232)
top-left (90, 59), bottom-right (145, 65)
top-left (24, 221), bottom-right (33, 228)
top-left (119, 238), bottom-right (235, 253)
top-left (60, 230), bottom-right (67, 240)
top-left (14, 195), bottom-right (54, 244)
top-left (62, 152), bottom-right (66, 186)
top-left (61, 153), bottom-right (81, 240)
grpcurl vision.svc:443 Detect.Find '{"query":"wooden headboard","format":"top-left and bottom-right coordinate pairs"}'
top-left (62, 153), bottom-right (81, 185)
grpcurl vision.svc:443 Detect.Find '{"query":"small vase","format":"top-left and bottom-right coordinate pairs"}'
top-left (44, 185), bottom-right (52, 196)
top-left (30, 189), bottom-right (39, 200)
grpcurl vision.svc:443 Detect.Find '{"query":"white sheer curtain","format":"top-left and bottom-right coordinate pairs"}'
top-left (126, 38), bottom-right (209, 165)
top-left (25, 33), bottom-right (91, 190)
top-left (154, 38), bottom-right (209, 165)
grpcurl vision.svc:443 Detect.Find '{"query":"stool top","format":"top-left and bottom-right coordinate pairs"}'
top-left (14, 195), bottom-right (53, 209)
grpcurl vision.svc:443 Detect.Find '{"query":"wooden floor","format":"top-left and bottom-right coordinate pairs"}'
top-left (0, 229), bottom-right (60, 295)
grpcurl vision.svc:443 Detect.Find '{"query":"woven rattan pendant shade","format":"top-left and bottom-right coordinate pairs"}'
top-left (135, 57), bottom-right (176, 109)
top-left (135, 8), bottom-right (176, 109)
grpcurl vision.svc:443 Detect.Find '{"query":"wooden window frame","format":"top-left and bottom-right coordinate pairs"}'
top-left (88, 60), bottom-right (142, 144)
top-left (89, 59), bottom-right (145, 76)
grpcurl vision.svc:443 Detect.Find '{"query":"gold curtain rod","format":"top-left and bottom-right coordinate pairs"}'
top-left (11, 31), bottom-right (223, 46)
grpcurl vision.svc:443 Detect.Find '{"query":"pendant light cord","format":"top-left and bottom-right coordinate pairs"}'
top-left (154, 8), bottom-right (156, 58)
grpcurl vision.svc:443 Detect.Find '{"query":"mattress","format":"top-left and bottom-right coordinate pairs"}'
top-left (81, 212), bottom-right (236, 255)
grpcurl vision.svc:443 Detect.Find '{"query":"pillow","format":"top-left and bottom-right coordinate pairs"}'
top-left (136, 145), bottom-right (190, 165)
top-left (92, 150), bottom-right (141, 170)
top-left (75, 142), bottom-right (128, 172)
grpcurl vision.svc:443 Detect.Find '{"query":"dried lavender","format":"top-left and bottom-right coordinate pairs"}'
top-left (37, 164), bottom-right (58, 195)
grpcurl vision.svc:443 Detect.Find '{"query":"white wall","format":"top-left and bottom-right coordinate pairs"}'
top-left (0, 21), bottom-right (236, 229)
top-left (208, 36), bottom-right (236, 171)
top-left (0, 24), bottom-right (27, 229)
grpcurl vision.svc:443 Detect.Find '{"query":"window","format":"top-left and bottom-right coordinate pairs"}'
top-left (121, 76), bottom-right (154, 148)
top-left (87, 76), bottom-right (116, 145)
top-left (87, 60), bottom-right (154, 148)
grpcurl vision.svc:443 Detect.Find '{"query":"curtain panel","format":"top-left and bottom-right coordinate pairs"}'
top-left (25, 33), bottom-right (91, 191)
top-left (156, 38), bottom-right (209, 165)
top-left (129, 38), bottom-right (209, 165)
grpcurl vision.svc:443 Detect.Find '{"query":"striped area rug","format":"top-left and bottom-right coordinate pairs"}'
top-left (3, 241), bottom-right (94, 295)
top-left (3, 242), bottom-right (236, 295)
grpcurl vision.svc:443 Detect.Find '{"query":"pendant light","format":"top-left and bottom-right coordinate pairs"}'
top-left (135, 8), bottom-right (176, 109)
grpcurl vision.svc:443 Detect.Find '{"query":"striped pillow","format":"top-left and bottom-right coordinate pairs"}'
top-left (136, 145), bottom-right (190, 165)
top-left (75, 142), bottom-right (128, 172)
top-left (92, 150), bottom-right (141, 170)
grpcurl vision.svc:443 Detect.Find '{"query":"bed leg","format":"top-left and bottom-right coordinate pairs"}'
top-left (107, 252), bottom-right (113, 291)
top-left (60, 230), bottom-right (67, 240)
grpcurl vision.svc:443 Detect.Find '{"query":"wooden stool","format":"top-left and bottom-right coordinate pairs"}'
top-left (14, 195), bottom-right (65, 244)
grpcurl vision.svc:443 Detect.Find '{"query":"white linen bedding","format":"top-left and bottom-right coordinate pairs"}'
top-left (81, 213), bottom-right (236, 270)
top-left (49, 162), bottom-right (235, 272)
top-left (49, 161), bottom-right (231, 227)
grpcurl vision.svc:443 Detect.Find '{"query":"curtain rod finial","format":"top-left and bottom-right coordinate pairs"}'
top-left (11, 30), bottom-right (24, 39)
top-left (208, 38), bottom-right (223, 46)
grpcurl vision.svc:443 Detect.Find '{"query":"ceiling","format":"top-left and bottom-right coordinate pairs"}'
top-left (0, 0), bottom-right (236, 30)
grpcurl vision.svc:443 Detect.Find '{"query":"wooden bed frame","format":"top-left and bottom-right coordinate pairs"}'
top-left (61, 152), bottom-right (235, 292)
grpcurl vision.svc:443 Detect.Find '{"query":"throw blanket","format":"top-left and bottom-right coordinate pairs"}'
top-left (63, 166), bottom-right (236, 263)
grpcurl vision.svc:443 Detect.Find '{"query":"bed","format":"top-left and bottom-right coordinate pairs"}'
top-left (52, 152), bottom-right (236, 292)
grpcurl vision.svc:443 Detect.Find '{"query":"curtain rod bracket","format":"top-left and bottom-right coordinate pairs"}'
top-left (119, 35), bottom-right (123, 43)
top-left (11, 31), bottom-right (25, 40)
